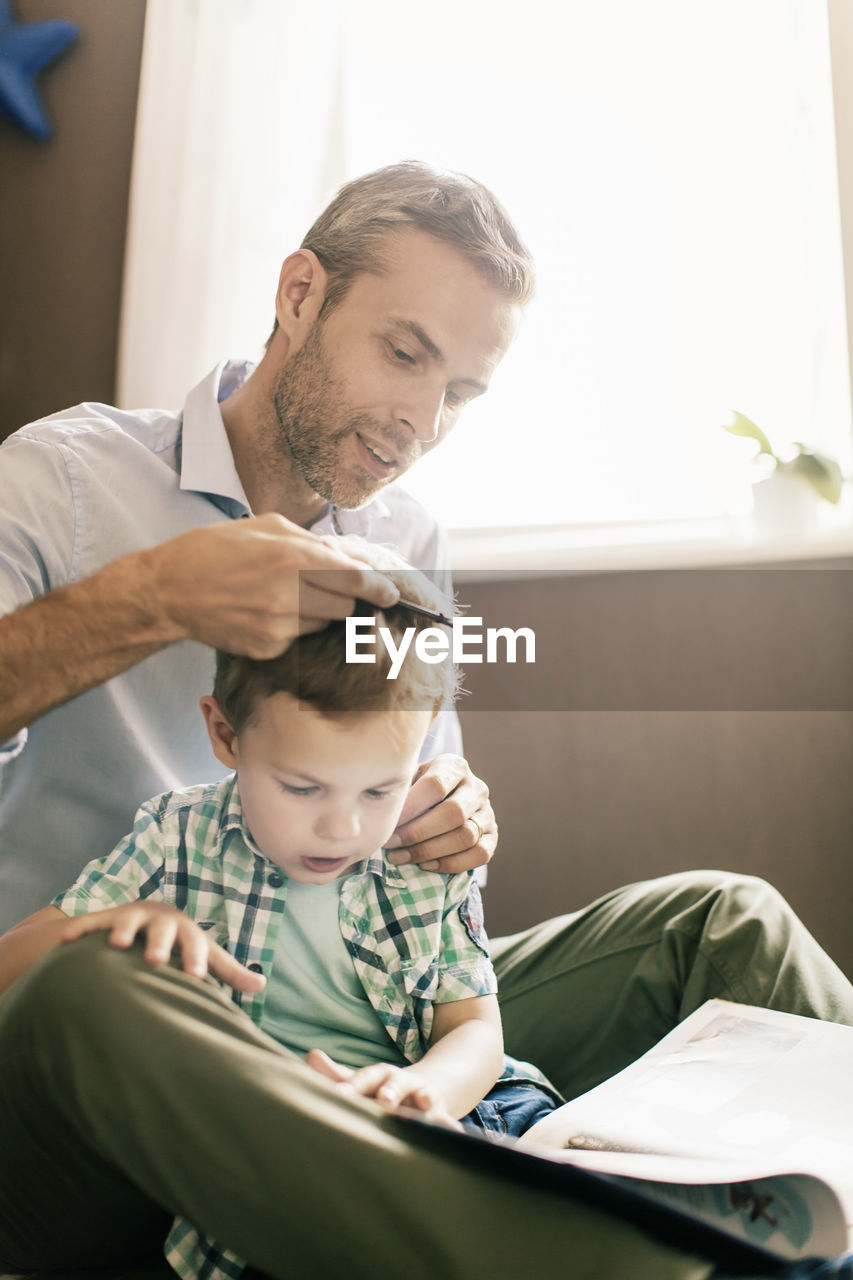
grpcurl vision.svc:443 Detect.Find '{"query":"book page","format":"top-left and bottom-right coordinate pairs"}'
top-left (516, 1000), bottom-right (853, 1250)
top-left (522, 1151), bottom-right (846, 1260)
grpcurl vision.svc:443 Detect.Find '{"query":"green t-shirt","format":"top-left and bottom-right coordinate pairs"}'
top-left (260, 878), bottom-right (407, 1069)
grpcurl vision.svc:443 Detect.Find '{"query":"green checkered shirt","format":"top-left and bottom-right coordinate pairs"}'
top-left (53, 773), bottom-right (503, 1280)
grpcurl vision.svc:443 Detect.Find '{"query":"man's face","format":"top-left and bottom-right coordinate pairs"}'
top-left (234, 692), bottom-right (432, 883)
top-left (271, 230), bottom-right (520, 509)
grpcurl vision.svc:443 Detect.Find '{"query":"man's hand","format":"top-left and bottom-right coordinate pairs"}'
top-left (384, 755), bottom-right (498, 873)
top-left (61, 901), bottom-right (265, 994)
top-left (305, 1049), bottom-right (461, 1130)
top-left (0, 512), bottom-right (401, 744)
top-left (140, 513), bottom-right (400, 658)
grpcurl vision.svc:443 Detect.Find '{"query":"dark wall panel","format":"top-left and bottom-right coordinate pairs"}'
top-left (458, 566), bottom-right (853, 979)
top-left (0, 0), bottom-right (147, 440)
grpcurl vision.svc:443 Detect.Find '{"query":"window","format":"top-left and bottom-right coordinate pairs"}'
top-left (337, 0), bottom-right (851, 537)
top-left (121, 0), bottom-right (853, 561)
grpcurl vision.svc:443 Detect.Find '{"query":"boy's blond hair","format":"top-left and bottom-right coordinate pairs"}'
top-left (213, 538), bottom-right (458, 731)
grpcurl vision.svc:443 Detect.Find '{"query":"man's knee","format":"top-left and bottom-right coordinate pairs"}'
top-left (711, 871), bottom-right (794, 926)
top-left (650, 869), bottom-right (794, 937)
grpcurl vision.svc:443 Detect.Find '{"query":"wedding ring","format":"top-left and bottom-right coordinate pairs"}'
top-left (470, 816), bottom-right (484, 844)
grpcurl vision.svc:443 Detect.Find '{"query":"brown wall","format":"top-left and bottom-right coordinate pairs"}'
top-left (458, 567), bottom-right (853, 979)
top-left (0, 0), bottom-right (146, 440)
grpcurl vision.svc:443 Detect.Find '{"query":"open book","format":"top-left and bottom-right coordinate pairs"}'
top-left (511, 999), bottom-right (853, 1265)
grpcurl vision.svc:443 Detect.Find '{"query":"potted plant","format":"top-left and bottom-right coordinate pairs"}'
top-left (722, 412), bottom-right (844, 531)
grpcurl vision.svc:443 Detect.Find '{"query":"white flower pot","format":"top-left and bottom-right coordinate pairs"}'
top-left (751, 470), bottom-right (822, 536)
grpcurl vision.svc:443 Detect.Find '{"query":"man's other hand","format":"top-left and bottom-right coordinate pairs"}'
top-left (384, 755), bottom-right (497, 873)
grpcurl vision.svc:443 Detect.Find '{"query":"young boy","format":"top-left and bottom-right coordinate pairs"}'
top-left (0, 541), bottom-right (559, 1278)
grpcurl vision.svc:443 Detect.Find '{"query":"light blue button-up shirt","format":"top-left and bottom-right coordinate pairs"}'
top-left (0, 360), bottom-right (458, 929)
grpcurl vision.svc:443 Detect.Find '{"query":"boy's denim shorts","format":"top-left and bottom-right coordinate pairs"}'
top-left (461, 1081), bottom-right (559, 1138)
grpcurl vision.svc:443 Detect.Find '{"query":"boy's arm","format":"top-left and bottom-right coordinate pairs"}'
top-left (0, 902), bottom-right (266, 998)
top-left (0, 905), bottom-right (72, 995)
top-left (307, 993), bottom-right (504, 1122)
top-left (407, 992), bottom-right (504, 1117)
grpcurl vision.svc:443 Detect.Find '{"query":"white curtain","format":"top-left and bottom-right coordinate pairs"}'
top-left (117, 0), bottom-right (345, 409)
top-left (116, 0), bottom-right (851, 535)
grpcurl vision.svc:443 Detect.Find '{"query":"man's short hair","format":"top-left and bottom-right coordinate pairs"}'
top-left (213, 538), bottom-right (459, 732)
top-left (302, 160), bottom-right (535, 316)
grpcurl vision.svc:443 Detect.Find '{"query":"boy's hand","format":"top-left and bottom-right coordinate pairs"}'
top-left (305, 1049), bottom-right (462, 1131)
top-left (385, 755), bottom-right (497, 874)
top-left (61, 901), bottom-right (266, 994)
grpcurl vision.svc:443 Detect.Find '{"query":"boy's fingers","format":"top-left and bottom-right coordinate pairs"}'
top-left (422, 1108), bottom-right (463, 1132)
top-left (171, 919), bottom-right (215, 977)
top-left (62, 913), bottom-right (123, 944)
top-left (206, 942), bottom-right (266, 993)
top-left (105, 906), bottom-right (149, 948)
top-left (355, 1066), bottom-right (432, 1110)
top-left (61, 910), bottom-right (261, 991)
top-left (108, 905), bottom-right (171, 952)
top-left (350, 1064), bottom-right (395, 1098)
top-left (142, 915), bottom-right (180, 965)
top-left (63, 905), bottom-right (157, 949)
top-left (305, 1048), bottom-right (355, 1084)
top-left (412, 1084), bottom-right (438, 1111)
top-left (386, 1078), bottom-right (432, 1110)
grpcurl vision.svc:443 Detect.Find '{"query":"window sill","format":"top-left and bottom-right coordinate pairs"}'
top-left (448, 515), bottom-right (853, 582)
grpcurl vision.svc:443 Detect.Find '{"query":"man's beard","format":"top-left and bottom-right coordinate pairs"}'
top-left (270, 323), bottom-right (411, 510)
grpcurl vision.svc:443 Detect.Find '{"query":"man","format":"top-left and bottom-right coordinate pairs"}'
top-left (0, 162), bottom-right (523, 925)
top-left (1, 162), bottom-right (852, 1279)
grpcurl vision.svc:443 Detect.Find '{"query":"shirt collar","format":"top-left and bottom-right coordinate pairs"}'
top-left (357, 848), bottom-right (409, 886)
top-left (309, 498), bottom-right (393, 537)
top-left (219, 772), bottom-right (249, 834)
top-left (218, 773), bottom-right (269, 863)
top-left (180, 360), bottom-right (253, 516)
top-left (181, 360), bottom-right (398, 532)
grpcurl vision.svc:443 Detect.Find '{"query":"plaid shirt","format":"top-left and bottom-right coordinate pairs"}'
top-left (53, 773), bottom-right (516, 1280)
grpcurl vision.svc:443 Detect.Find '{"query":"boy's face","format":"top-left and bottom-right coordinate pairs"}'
top-left (203, 692), bottom-right (432, 883)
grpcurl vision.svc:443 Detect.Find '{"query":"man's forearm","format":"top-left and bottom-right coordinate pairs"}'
top-left (0, 551), bottom-right (177, 742)
top-left (0, 515), bottom-right (401, 742)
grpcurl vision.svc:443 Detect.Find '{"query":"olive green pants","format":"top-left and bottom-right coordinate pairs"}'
top-left (1, 871), bottom-right (850, 1280)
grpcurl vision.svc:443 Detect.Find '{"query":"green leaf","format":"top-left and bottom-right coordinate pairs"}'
top-left (721, 411), bottom-right (776, 457)
top-left (784, 448), bottom-right (844, 504)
